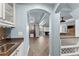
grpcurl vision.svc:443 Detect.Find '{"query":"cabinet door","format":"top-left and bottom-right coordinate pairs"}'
top-left (10, 49), bottom-right (18, 56)
top-left (5, 3), bottom-right (13, 22)
top-left (17, 42), bottom-right (24, 56)
top-left (10, 42), bottom-right (24, 56)
top-left (3, 3), bottom-right (14, 22)
top-left (0, 3), bottom-right (3, 18)
top-left (2, 3), bottom-right (5, 20)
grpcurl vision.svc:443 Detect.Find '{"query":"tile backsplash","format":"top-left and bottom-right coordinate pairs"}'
top-left (0, 27), bottom-right (6, 40)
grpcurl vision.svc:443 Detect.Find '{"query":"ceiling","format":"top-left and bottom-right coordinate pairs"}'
top-left (28, 3), bottom-right (79, 27)
top-left (28, 9), bottom-right (50, 27)
top-left (56, 3), bottom-right (79, 20)
top-left (56, 3), bottom-right (79, 25)
top-left (56, 3), bottom-right (79, 13)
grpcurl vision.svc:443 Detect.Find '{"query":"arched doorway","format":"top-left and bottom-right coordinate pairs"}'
top-left (27, 9), bottom-right (50, 56)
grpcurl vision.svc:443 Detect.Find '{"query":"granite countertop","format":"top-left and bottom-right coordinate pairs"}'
top-left (0, 38), bottom-right (24, 56)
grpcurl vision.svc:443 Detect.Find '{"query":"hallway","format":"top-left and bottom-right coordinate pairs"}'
top-left (28, 36), bottom-right (49, 56)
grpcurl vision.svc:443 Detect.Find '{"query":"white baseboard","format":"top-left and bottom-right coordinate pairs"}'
top-left (49, 54), bottom-right (51, 56)
top-left (26, 45), bottom-right (30, 56)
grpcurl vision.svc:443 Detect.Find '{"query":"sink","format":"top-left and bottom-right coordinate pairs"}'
top-left (0, 43), bottom-right (15, 54)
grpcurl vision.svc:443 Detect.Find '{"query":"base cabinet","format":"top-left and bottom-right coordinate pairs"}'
top-left (10, 42), bottom-right (24, 56)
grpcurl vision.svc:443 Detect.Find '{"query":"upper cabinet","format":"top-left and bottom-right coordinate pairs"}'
top-left (60, 23), bottom-right (67, 33)
top-left (0, 4), bottom-right (3, 18)
top-left (0, 3), bottom-right (15, 27)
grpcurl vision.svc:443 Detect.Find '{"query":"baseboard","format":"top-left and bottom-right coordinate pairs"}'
top-left (27, 45), bottom-right (30, 56)
top-left (49, 54), bottom-right (51, 56)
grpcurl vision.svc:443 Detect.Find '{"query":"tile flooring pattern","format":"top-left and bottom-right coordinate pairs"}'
top-left (28, 36), bottom-right (49, 56)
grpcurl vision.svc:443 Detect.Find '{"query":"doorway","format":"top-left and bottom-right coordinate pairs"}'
top-left (27, 9), bottom-right (50, 56)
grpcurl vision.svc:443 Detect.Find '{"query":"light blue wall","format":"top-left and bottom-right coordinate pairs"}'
top-left (11, 4), bottom-right (29, 55)
top-left (49, 12), bottom-right (60, 56)
top-left (11, 4), bottom-right (60, 56)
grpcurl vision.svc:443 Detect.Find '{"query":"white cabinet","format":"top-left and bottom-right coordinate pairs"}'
top-left (60, 23), bottom-right (67, 33)
top-left (3, 3), bottom-right (13, 22)
top-left (0, 3), bottom-right (15, 27)
top-left (10, 42), bottom-right (24, 56)
top-left (0, 3), bottom-right (3, 18)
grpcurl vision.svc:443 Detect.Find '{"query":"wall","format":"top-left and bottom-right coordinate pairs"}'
top-left (11, 4), bottom-right (29, 55)
top-left (11, 3), bottom-right (60, 56)
top-left (75, 19), bottom-right (79, 37)
top-left (39, 25), bottom-right (45, 36)
top-left (35, 25), bottom-right (40, 37)
top-left (49, 13), bottom-right (60, 56)
top-left (29, 23), bottom-right (34, 37)
top-left (70, 8), bottom-right (79, 37)
top-left (44, 27), bottom-right (49, 32)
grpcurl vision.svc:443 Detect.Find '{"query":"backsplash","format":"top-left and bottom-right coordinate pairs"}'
top-left (0, 27), bottom-right (6, 40)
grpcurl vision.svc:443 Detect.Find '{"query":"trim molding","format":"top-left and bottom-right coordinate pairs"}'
top-left (26, 45), bottom-right (30, 56)
top-left (49, 53), bottom-right (51, 56)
